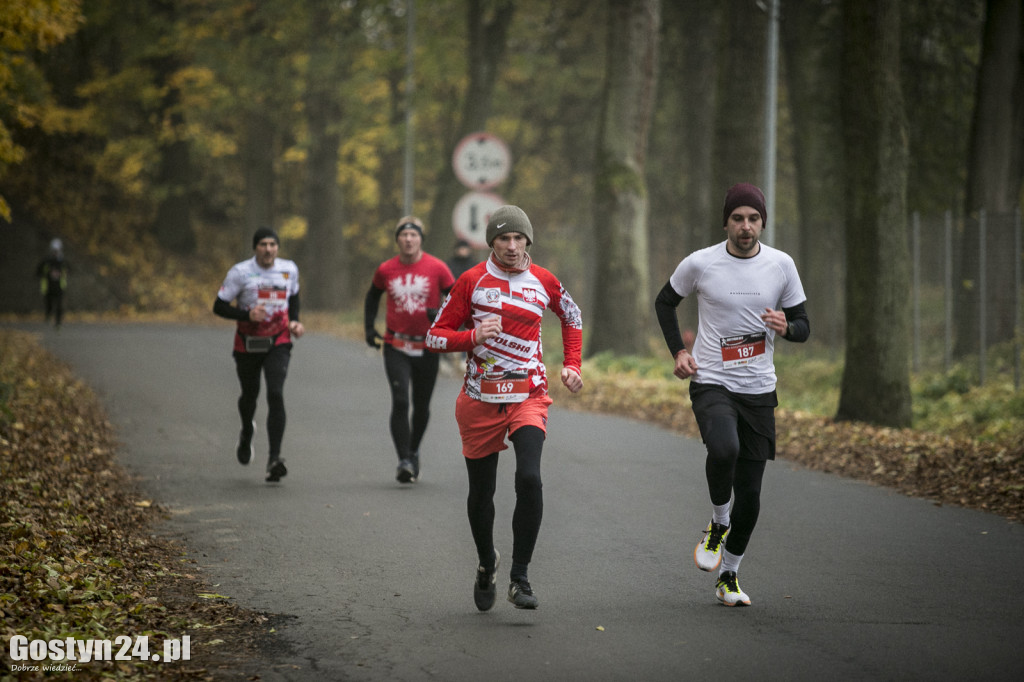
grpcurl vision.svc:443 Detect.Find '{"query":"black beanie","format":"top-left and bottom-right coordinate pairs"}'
top-left (722, 183), bottom-right (768, 229)
top-left (252, 226), bottom-right (280, 249)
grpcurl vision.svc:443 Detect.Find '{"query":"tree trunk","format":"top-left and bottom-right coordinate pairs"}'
top-left (711, 0), bottom-right (767, 242)
top-left (150, 0), bottom-right (194, 254)
top-left (587, 0), bottom-right (660, 356)
top-left (301, 3), bottom-right (348, 310)
top-left (428, 0), bottom-right (514, 241)
top-left (955, 0), bottom-right (1024, 356)
top-left (648, 0), bottom-right (720, 336)
top-left (676, 1), bottom-right (721, 257)
top-left (836, 0), bottom-right (913, 427)
top-left (152, 127), bottom-right (195, 255)
top-left (242, 111), bottom-right (276, 245)
top-left (781, 0), bottom-right (846, 347)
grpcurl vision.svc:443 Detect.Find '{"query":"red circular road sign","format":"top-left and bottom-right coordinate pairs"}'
top-left (452, 132), bottom-right (511, 190)
top-left (452, 191), bottom-right (505, 248)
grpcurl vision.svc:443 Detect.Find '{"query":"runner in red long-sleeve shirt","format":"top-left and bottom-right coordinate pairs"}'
top-left (427, 205), bottom-right (583, 612)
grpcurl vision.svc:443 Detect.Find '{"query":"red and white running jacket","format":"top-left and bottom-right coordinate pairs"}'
top-left (426, 255), bottom-right (583, 401)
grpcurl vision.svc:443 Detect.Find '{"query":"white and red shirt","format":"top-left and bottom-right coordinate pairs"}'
top-left (426, 255), bottom-right (583, 401)
top-left (218, 256), bottom-right (300, 352)
top-left (669, 241), bottom-right (805, 394)
top-left (372, 253), bottom-right (455, 356)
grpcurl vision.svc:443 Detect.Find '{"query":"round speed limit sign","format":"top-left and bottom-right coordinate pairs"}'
top-left (452, 132), bottom-right (511, 190)
top-left (452, 191), bottom-right (505, 248)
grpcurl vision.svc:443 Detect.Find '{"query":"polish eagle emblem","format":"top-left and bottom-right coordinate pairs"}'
top-left (388, 274), bottom-right (430, 314)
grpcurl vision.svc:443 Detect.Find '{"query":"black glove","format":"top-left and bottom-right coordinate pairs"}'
top-left (365, 328), bottom-right (383, 349)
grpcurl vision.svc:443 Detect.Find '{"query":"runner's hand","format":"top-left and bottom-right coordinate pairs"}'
top-left (365, 328), bottom-right (383, 349)
top-left (561, 367), bottom-right (583, 393)
top-left (673, 349), bottom-right (698, 380)
top-left (289, 320), bottom-right (305, 339)
top-left (249, 303), bottom-right (268, 322)
top-left (760, 307), bottom-right (787, 335)
top-left (473, 316), bottom-right (502, 344)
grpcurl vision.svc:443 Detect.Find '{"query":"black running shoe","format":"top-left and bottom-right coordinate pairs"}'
top-left (507, 579), bottom-right (539, 610)
top-left (236, 421), bottom-right (256, 465)
top-left (266, 458), bottom-right (287, 482)
top-left (410, 451), bottom-right (421, 480)
top-left (474, 549), bottom-right (500, 611)
top-left (396, 458), bottom-right (415, 483)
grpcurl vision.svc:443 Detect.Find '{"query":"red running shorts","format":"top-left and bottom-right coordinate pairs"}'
top-left (455, 390), bottom-right (552, 459)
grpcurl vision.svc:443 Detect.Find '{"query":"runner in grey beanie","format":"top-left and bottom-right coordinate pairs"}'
top-left (486, 205), bottom-right (533, 247)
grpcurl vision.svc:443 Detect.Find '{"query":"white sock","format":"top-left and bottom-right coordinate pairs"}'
top-left (712, 503), bottom-right (731, 527)
top-left (719, 550), bottom-right (743, 575)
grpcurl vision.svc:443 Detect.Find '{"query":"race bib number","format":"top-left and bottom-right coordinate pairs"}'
top-left (479, 373), bottom-right (531, 403)
top-left (258, 288), bottom-right (287, 310)
top-left (720, 332), bottom-right (766, 369)
top-left (391, 336), bottom-right (425, 357)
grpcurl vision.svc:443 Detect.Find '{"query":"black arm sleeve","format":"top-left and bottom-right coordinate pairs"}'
top-left (213, 297), bottom-right (249, 322)
top-left (364, 285), bottom-right (384, 331)
top-left (654, 281), bottom-right (687, 357)
top-left (288, 293), bottom-right (301, 322)
top-left (782, 301), bottom-right (810, 342)
top-left (427, 285), bottom-right (454, 322)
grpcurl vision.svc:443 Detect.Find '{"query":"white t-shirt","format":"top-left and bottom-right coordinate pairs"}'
top-left (217, 256), bottom-right (300, 342)
top-left (669, 241), bottom-right (805, 394)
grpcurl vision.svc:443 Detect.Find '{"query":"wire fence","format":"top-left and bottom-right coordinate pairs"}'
top-left (911, 207), bottom-right (1022, 389)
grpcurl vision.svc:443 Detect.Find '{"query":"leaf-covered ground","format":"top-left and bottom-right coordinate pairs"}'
top-left (1, 330), bottom-right (285, 681)
top-left (2, 321), bottom-right (1020, 681)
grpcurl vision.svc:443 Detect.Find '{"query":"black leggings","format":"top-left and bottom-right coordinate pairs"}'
top-left (692, 386), bottom-right (771, 557)
top-left (383, 345), bottom-right (440, 460)
top-left (44, 291), bottom-right (64, 326)
top-left (464, 425), bottom-right (545, 579)
top-left (234, 345), bottom-right (291, 458)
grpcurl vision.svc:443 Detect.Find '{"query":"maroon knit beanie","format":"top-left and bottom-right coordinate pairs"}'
top-left (722, 183), bottom-right (767, 229)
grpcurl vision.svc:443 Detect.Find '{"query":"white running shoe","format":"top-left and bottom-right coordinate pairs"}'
top-left (694, 521), bottom-right (729, 572)
top-left (715, 570), bottom-right (751, 606)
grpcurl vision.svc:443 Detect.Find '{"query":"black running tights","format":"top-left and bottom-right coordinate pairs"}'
top-left (234, 345), bottom-right (291, 458)
top-left (464, 425), bottom-right (545, 579)
top-left (383, 345), bottom-right (439, 460)
top-left (702, 415), bottom-right (767, 557)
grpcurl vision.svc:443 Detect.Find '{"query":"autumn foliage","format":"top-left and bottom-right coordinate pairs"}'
top-left (0, 330), bottom-right (275, 680)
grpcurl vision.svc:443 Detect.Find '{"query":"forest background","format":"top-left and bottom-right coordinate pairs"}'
top-left (1, 0), bottom-right (1023, 430)
top-left (2, 3), bottom-right (1023, 677)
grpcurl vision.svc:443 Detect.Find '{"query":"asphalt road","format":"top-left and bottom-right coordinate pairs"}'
top-left (18, 321), bottom-right (1024, 681)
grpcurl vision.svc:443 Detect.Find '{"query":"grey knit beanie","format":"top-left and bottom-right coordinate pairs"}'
top-left (486, 205), bottom-right (533, 247)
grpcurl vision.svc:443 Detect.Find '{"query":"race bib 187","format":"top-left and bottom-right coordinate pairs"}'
top-left (720, 332), bottom-right (766, 369)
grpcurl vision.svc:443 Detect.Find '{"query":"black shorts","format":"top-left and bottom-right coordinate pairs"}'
top-left (689, 382), bottom-right (778, 461)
